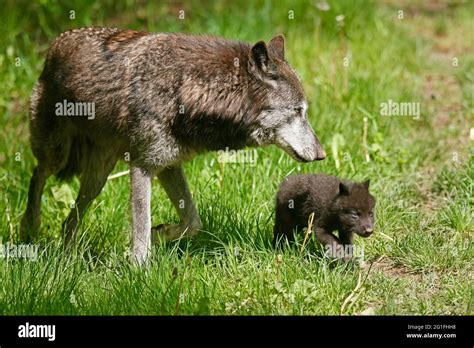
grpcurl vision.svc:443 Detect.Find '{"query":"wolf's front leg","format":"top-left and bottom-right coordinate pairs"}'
top-left (130, 166), bottom-right (152, 264)
top-left (152, 166), bottom-right (202, 243)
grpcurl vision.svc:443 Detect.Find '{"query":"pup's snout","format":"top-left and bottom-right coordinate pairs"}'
top-left (363, 227), bottom-right (374, 236)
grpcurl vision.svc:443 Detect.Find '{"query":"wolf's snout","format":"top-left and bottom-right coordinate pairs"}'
top-left (305, 122), bottom-right (326, 162)
top-left (277, 121), bottom-right (327, 163)
top-left (292, 145), bottom-right (326, 163)
top-left (315, 147), bottom-right (326, 161)
top-left (303, 147), bottom-right (326, 162)
top-left (311, 137), bottom-right (326, 161)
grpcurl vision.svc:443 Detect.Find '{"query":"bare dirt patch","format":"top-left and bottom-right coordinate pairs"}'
top-left (370, 256), bottom-right (423, 280)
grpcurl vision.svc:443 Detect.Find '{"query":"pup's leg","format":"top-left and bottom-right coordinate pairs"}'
top-left (152, 166), bottom-right (202, 242)
top-left (339, 230), bottom-right (354, 260)
top-left (339, 231), bottom-right (354, 246)
top-left (130, 166), bottom-right (152, 264)
top-left (272, 205), bottom-right (295, 247)
top-left (315, 227), bottom-right (344, 259)
top-left (62, 153), bottom-right (117, 245)
top-left (20, 165), bottom-right (50, 242)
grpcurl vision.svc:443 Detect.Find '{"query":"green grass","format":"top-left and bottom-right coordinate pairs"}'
top-left (0, 0), bottom-right (472, 315)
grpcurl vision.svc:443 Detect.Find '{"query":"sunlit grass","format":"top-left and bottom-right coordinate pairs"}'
top-left (0, 0), bottom-right (472, 315)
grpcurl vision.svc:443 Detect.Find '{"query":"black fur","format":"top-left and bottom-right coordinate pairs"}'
top-left (273, 174), bottom-right (376, 258)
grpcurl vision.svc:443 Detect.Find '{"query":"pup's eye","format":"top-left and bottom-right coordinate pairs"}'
top-left (349, 211), bottom-right (359, 219)
top-left (369, 211), bottom-right (374, 217)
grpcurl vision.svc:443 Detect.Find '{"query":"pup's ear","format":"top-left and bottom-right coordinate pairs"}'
top-left (339, 182), bottom-right (351, 196)
top-left (268, 34), bottom-right (285, 60)
top-left (362, 179), bottom-right (370, 190)
top-left (248, 41), bottom-right (278, 80)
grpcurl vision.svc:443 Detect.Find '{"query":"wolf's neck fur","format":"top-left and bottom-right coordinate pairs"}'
top-left (170, 39), bottom-right (266, 152)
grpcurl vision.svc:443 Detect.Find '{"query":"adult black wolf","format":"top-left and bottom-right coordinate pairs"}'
top-left (21, 28), bottom-right (326, 263)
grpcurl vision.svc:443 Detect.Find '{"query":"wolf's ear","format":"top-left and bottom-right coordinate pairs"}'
top-left (362, 179), bottom-right (370, 190)
top-left (268, 34), bottom-right (285, 60)
top-left (338, 182), bottom-right (351, 196)
top-left (248, 41), bottom-right (278, 80)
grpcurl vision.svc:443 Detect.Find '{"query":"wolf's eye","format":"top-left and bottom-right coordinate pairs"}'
top-left (369, 211), bottom-right (374, 217)
top-left (294, 106), bottom-right (304, 116)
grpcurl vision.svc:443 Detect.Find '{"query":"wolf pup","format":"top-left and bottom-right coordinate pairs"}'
top-left (20, 28), bottom-right (326, 263)
top-left (273, 174), bottom-right (375, 259)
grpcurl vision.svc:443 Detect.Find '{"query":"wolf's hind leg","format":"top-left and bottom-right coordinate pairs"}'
top-left (153, 166), bottom-right (202, 243)
top-left (20, 165), bottom-right (50, 242)
top-left (62, 150), bottom-right (117, 245)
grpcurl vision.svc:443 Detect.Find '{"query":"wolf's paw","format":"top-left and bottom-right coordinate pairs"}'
top-left (151, 224), bottom-right (172, 244)
top-left (19, 216), bottom-right (40, 243)
top-left (151, 223), bottom-right (199, 243)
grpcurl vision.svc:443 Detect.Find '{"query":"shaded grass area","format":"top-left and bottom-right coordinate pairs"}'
top-left (0, 0), bottom-right (472, 314)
